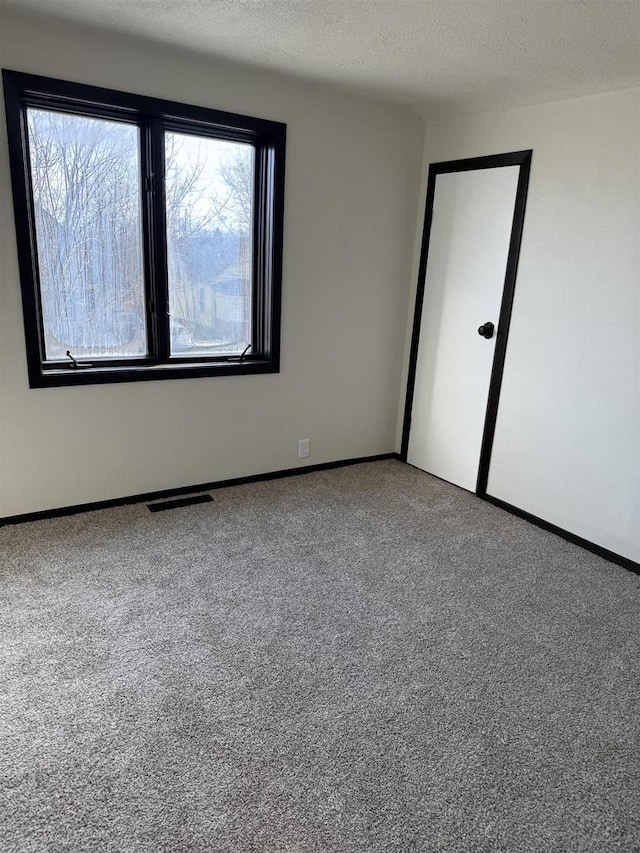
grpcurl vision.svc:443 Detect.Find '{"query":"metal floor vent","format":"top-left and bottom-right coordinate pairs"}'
top-left (147, 494), bottom-right (214, 513)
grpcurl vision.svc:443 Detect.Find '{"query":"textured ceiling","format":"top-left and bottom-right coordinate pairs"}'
top-left (2, 0), bottom-right (640, 113)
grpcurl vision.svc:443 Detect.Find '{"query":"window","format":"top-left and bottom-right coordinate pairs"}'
top-left (2, 70), bottom-right (286, 387)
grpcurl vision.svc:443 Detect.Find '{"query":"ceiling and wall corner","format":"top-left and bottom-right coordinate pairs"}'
top-left (0, 0), bottom-right (639, 115)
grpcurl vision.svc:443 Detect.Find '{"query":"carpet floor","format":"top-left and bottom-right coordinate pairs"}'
top-left (1, 460), bottom-right (639, 852)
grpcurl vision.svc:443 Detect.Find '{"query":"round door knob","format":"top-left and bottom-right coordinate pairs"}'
top-left (478, 322), bottom-right (495, 339)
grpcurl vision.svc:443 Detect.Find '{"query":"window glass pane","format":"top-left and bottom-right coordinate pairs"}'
top-left (165, 132), bottom-right (254, 357)
top-left (27, 109), bottom-right (146, 360)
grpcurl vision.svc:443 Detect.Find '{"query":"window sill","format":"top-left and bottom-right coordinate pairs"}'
top-left (30, 358), bottom-right (279, 388)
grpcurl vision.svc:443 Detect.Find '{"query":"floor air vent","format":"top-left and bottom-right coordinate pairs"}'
top-left (147, 494), bottom-right (213, 513)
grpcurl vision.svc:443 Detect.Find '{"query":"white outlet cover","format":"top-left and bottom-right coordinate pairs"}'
top-left (298, 439), bottom-right (310, 458)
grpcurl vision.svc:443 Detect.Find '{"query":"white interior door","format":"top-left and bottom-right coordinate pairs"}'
top-left (407, 166), bottom-right (520, 491)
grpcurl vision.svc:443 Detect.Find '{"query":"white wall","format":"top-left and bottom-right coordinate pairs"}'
top-left (0, 9), bottom-right (424, 517)
top-left (398, 89), bottom-right (640, 562)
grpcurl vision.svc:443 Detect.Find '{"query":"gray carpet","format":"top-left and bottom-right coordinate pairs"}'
top-left (1, 460), bottom-right (639, 852)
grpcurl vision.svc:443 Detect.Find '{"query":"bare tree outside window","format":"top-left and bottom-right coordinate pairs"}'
top-left (27, 109), bottom-right (147, 360)
top-left (27, 114), bottom-right (256, 363)
top-left (165, 132), bottom-right (254, 357)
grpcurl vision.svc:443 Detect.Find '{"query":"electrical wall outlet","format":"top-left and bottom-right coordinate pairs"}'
top-left (298, 438), bottom-right (310, 459)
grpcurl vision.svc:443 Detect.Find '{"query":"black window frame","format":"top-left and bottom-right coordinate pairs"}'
top-left (2, 69), bottom-right (286, 388)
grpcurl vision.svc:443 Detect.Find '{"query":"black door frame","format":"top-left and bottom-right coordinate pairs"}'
top-left (400, 149), bottom-right (533, 497)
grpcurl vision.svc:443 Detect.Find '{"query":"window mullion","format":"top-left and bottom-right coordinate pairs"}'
top-left (149, 118), bottom-right (170, 363)
top-left (139, 119), bottom-right (159, 362)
